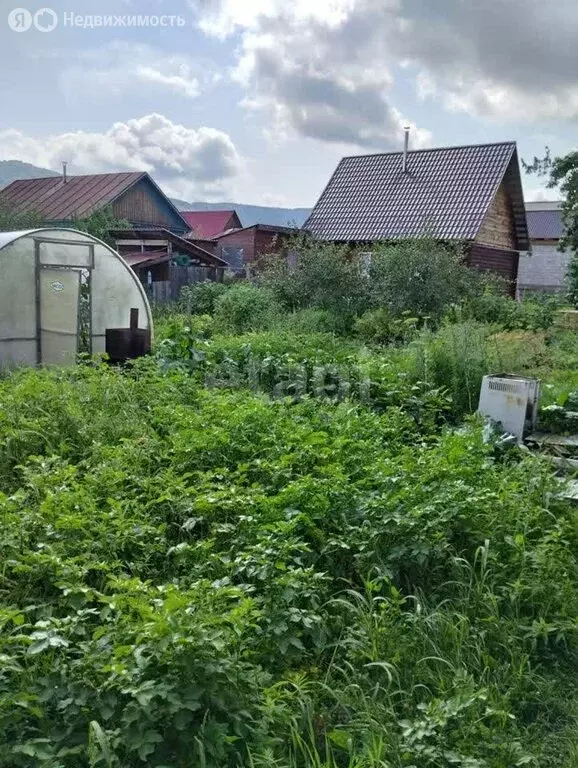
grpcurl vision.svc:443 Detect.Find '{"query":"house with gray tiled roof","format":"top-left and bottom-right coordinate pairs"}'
top-left (518, 201), bottom-right (568, 293)
top-left (305, 138), bottom-right (530, 294)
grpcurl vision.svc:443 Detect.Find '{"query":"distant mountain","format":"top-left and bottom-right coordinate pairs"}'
top-left (0, 160), bottom-right (60, 188)
top-left (171, 200), bottom-right (311, 228)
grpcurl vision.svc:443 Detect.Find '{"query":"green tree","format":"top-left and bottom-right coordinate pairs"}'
top-left (71, 206), bottom-right (130, 246)
top-left (0, 201), bottom-right (44, 231)
top-left (524, 147), bottom-right (578, 305)
top-left (370, 237), bottom-right (474, 320)
top-left (259, 234), bottom-right (370, 331)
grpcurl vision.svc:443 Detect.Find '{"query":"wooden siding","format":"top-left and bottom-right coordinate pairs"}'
top-left (255, 230), bottom-right (292, 259)
top-left (216, 228), bottom-right (257, 264)
top-left (467, 243), bottom-right (519, 296)
top-left (113, 178), bottom-right (186, 232)
top-left (475, 181), bottom-right (516, 250)
top-left (215, 227), bottom-right (294, 266)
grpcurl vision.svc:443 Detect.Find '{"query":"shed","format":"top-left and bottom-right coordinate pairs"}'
top-left (213, 224), bottom-right (298, 273)
top-left (0, 228), bottom-right (152, 368)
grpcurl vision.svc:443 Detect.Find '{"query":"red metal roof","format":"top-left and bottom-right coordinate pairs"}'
top-left (0, 171), bottom-right (145, 220)
top-left (181, 210), bottom-right (240, 239)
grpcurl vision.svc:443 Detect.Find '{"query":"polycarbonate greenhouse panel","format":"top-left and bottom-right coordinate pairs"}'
top-left (0, 228), bottom-right (153, 369)
top-left (39, 268), bottom-right (80, 367)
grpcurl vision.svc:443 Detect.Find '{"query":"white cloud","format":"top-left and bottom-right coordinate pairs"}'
top-left (191, 0), bottom-right (578, 146)
top-left (0, 114), bottom-right (244, 200)
top-left (191, 0), bottom-right (430, 150)
top-left (386, 0), bottom-right (578, 123)
top-left (58, 42), bottom-right (203, 103)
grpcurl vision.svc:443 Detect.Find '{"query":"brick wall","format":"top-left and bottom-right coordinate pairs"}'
top-left (518, 242), bottom-right (569, 291)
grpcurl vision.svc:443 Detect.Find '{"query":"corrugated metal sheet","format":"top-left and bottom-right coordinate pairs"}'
top-left (181, 211), bottom-right (240, 239)
top-left (305, 141), bottom-right (528, 248)
top-left (0, 172), bottom-right (145, 220)
top-left (526, 209), bottom-right (564, 240)
top-left (122, 251), bottom-right (168, 267)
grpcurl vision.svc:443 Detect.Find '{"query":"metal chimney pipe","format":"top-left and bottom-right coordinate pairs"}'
top-left (62, 161), bottom-right (68, 183)
top-left (402, 127), bottom-right (410, 173)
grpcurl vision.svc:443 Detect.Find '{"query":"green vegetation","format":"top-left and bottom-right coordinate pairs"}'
top-left (71, 206), bottom-right (130, 247)
top-left (1, 239), bottom-right (578, 766)
top-left (0, 201), bottom-right (44, 231)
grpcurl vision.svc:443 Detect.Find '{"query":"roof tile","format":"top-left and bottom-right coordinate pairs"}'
top-left (526, 209), bottom-right (564, 240)
top-left (305, 141), bottom-right (526, 245)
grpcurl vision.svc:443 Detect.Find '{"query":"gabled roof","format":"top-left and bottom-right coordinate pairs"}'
top-left (526, 209), bottom-right (564, 240)
top-left (214, 223), bottom-right (298, 239)
top-left (305, 141), bottom-right (529, 249)
top-left (110, 227), bottom-right (228, 268)
top-left (181, 210), bottom-right (240, 239)
top-left (0, 171), bottom-right (190, 230)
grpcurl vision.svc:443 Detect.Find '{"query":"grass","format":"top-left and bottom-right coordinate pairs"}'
top-left (0, 310), bottom-right (577, 766)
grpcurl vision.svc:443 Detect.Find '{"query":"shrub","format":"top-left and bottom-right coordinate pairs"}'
top-left (213, 283), bottom-right (282, 334)
top-left (463, 286), bottom-right (558, 330)
top-left (408, 321), bottom-right (494, 417)
top-left (370, 238), bottom-right (475, 320)
top-left (277, 308), bottom-right (340, 334)
top-left (354, 308), bottom-right (418, 345)
top-left (260, 237), bottom-right (370, 329)
top-left (566, 250), bottom-right (578, 308)
top-left (180, 281), bottom-right (230, 315)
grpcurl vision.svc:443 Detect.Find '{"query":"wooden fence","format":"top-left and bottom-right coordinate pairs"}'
top-left (150, 265), bottom-right (224, 303)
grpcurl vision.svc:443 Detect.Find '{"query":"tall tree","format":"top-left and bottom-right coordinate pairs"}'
top-left (0, 202), bottom-right (44, 232)
top-left (524, 148), bottom-right (578, 304)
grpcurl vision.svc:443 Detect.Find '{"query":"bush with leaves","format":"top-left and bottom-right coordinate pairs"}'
top-left (368, 237), bottom-right (476, 320)
top-left (71, 206), bottom-right (130, 247)
top-left (354, 307), bottom-right (419, 345)
top-left (213, 282), bottom-right (282, 333)
top-left (179, 280), bottom-right (231, 315)
top-left (260, 237), bottom-right (371, 331)
top-left (462, 282), bottom-right (558, 331)
top-left (261, 236), bottom-right (482, 330)
top-left (0, 201), bottom-right (44, 231)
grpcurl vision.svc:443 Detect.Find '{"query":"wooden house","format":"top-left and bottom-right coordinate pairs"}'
top-left (110, 227), bottom-right (228, 301)
top-left (305, 140), bottom-right (530, 294)
top-left (0, 171), bottom-right (191, 236)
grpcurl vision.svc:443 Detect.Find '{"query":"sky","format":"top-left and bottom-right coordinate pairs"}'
top-left (0, 0), bottom-right (576, 207)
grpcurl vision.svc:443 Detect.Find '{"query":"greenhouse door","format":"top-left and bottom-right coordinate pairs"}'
top-left (35, 238), bottom-right (94, 366)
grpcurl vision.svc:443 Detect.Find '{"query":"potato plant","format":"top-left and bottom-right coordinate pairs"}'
top-left (0, 335), bottom-right (577, 766)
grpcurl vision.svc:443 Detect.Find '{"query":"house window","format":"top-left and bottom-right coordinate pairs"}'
top-left (221, 246), bottom-right (245, 274)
